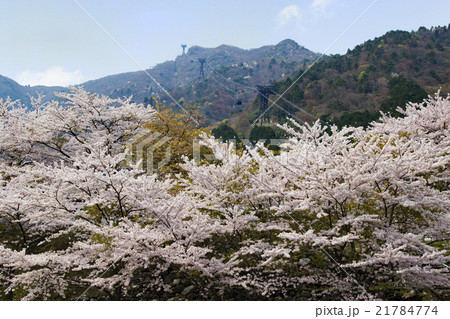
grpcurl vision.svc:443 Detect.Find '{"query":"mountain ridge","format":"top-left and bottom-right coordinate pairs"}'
top-left (1, 26), bottom-right (449, 129)
top-left (0, 74), bottom-right (68, 104)
top-left (224, 25), bottom-right (450, 136)
top-left (79, 38), bottom-right (318, 120)
top-left (0, 39), bottom-right (317, 119)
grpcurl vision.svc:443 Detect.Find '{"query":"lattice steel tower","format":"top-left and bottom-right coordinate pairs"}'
top-left (198, 58), bottom-right (206, 78)
top-left (256, 85), bottom-right (276, 125)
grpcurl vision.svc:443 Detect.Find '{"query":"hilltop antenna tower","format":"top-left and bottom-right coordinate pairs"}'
top-left (198, 58), bottom-right (206, 79)
top-left (256, 85), bottom-right (276, 125)
top-left (181, 44), bottom-right (187, 55)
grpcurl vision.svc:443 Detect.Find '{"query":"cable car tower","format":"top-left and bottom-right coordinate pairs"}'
top-left (256, 85), bottom-right (276, 125)
top-left (198, 58), bottom-right (206, 79)
top-left (181, 44), bottom-right (187, 55)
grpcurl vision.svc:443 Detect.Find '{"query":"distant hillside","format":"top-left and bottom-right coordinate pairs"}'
top-left (0, 75), bottom-right (26, 101)
top-left (3, 26), bottom-right (449, 130)
top-left (80, 39), bottom-right (319, 123)
top-left (0, 75), bottom-right (67, 105)
top-left (226, 25), bottom-right (450, 135)
top-left (0, 39), bottom-right (317, 114)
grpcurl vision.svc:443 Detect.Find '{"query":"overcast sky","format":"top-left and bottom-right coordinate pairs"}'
top-left (1, 0), bottom-right (449, 86)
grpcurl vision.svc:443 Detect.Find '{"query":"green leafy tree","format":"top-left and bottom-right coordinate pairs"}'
top-left (212, 124), bottom-right (240, 143)
top-left (143, 100), bottom-right (207, 176)
top-left (381, 75), bottom-right (428, 117)
top-left (249, 126), bottom-right (277, 147)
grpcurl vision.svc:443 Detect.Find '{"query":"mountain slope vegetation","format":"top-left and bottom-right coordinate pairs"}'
top-left (80, 39), bottom-right (318, 123)
top-left (236, 26), bottom-right (450, 130)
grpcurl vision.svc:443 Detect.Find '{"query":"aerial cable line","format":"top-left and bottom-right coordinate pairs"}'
top-left (275, 94), bottom-right (318, 120)
top-left (200, 56), bottom-right (316, 121)
top-left (186, 49), bottom-right (309, 121)
top-left (205, 66), bottom-right (304, 123)
top-left (204, 59), bottom-right (319, 123)
top-left (203, 63), bottom-right (255, 97)
top-left (205, 67), bottom-right (242, 95)
top-left (275, 94), bottom-right (329, 126)
top-left (202, 62), bottom-right (304, 122)
top-left (184, 51), bottom-right (255, 98)
top-left (72, 0), bottom-right (200, 126)
top-left (252, 0), bottom-right (380, 125)
top-left (204, 61), bottom-right (257, 92)
top-left (260, 93), bottom-right (305, 125)
top-left (203, 65), bottom-right (253, 100)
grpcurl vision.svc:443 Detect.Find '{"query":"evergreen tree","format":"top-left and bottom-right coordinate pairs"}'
top-left (381, 75), bottom-right (428, 117)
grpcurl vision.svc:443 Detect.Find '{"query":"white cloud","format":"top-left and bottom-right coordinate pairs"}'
top-left (16, 66), bottom-right (85, 87)
top-left (311, 0), bottom-right (335, 11)
top-left (278, 5), bottom-right (301, 26)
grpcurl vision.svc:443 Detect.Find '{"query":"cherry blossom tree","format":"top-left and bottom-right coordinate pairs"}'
top-left (0, 88), bottom-right (246, 300)
top-left (180, 92), bottom-right (449, 300)
top-left (0, 89), bottom-right (448, 300)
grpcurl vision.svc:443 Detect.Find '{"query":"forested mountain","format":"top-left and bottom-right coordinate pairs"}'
top-left (232, 25), bottom-right (450, 133)
top-left (1, 26), bottom-right (449, 128)
top-left (80, 39), bottom-right (318, 122)
top-left (0, 40), bottom-right (317, 121)
top-left (0, 75), bottom-right (26, 101)
top-left (0, 75), bottom-right (67, 104)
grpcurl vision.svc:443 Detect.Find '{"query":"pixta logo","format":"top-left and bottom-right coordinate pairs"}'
top-left (126, 132), bottom-right (171, 173)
